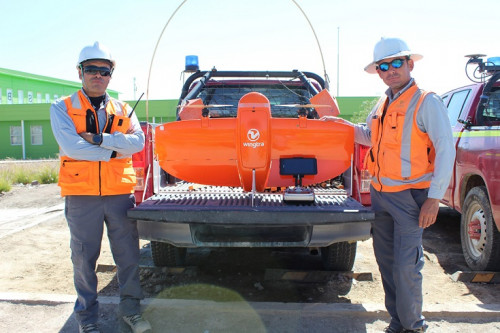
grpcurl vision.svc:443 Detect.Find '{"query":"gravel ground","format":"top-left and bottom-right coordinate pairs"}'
top-left (1, 183), bottom-right (500, 332)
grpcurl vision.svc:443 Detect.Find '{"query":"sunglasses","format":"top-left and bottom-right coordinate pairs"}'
top-left (376, 58), bottom-right (406, 72)
top-left (83, 65), bottom-right (113, 77)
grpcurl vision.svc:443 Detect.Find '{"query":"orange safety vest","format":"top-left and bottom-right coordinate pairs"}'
top-left (365, 84), bottom-right (434, 192)
top-left (58, 90), bottom-right (137, 197)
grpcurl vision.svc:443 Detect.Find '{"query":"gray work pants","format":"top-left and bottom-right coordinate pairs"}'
top-left (370, 187), bottom-right (427, 331)
top-left (65, 194), bottom-right (143, 326)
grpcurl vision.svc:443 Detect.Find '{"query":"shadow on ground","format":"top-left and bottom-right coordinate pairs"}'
top-left (58, 246), bottom-right (381, 332)
top-left (57, 207), bottom-right (500, 332)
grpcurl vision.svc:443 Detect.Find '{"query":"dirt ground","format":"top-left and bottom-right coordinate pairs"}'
top-left (1, 183), bottom-right (499, 309)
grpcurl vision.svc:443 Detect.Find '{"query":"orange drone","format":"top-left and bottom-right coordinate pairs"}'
top-left (154, 70), bottom-right (353, 195)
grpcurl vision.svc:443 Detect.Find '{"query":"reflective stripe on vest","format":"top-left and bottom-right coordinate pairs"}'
top-left (368, 84), bottom-right (434, 192)
top-left (58, 90), bottom-right (136, 197)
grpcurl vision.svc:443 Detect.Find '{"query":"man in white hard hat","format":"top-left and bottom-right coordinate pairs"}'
top-left (323, 37), bottom-right (455, 332)
top-left (50, 42), bottom-right (152, 333)
top-left (361, 38), bottom-right (455, 333)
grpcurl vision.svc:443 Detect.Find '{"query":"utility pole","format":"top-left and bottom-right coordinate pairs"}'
top-left (133, 77), bottom-right (137, 100)
top-left (337, 27), bottom-right (340, 96)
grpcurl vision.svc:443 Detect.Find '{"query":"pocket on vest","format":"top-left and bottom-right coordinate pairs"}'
top-left (381, 149), bottom-right (402, 179)
top-left (102, 159), bottom-right (136, 194)
top-left (59, 160), bottom-right (98, 192)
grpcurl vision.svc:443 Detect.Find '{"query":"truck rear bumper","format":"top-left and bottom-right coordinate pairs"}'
top-left (136, 220), bottom-right (371, 247)
top-left (128, 185), bottom-right (374, 247)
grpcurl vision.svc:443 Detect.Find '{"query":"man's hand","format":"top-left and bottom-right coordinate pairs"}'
top-left (79, 132), bottom-right (94, 144)
top-left (419, 198), bottom-right (440, 228)
top-left (320, 116), bottom-right (347, 123)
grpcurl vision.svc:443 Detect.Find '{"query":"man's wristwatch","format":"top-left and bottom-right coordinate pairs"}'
top-left (92, 133), bottom-right (103, 145)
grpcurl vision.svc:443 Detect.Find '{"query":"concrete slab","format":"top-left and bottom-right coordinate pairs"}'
top-left (1, 292), bottom-right (499, 332)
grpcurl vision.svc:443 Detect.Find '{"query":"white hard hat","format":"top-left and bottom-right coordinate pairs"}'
top-left (77, 41), bottom-right (115, 68)
top-left (364, 37), bottom-right (422, 74)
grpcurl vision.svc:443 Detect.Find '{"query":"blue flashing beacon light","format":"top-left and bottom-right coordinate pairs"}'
top-left (485, 57), bottom-right (500, 72)
top-left (487, 57), bottom-right (500, 66)
top-left (185, 55), bottom-right (199, 71)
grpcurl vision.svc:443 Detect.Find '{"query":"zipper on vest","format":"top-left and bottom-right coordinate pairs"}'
top-left (98, 161), bottom-right (102, 195)
top-left (90, 105), bottom-right (103, 196)
top-left (375, 113), bottom-right (385, 192)
top-left (375, 137), bottom-right (383, 192)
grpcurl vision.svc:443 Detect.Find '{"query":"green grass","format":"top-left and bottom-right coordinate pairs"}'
top-left (0, 160), bottom-right (59, 193)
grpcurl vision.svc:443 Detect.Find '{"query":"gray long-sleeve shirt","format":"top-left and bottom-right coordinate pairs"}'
top-left (353, 79), bottom-right (455, 199)
top-left (50, 89), bottom-right (144, 162)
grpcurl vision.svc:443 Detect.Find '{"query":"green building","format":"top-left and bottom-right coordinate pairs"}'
top-left (0, 67), bottom-right (177, 159)
top-left (0, 67), bottom-right (374, 160)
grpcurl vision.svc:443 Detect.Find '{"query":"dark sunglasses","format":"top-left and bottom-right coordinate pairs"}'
top-left (83, 65), bottom-right (112, 77)
top-left (376, 58), bottom-right (406, 72)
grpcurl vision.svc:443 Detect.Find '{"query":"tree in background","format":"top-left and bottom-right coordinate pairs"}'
top-left (350, 98), bottom-right (378, 124)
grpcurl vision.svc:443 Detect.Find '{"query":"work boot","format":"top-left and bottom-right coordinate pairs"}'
top-left (79, 323), bottom-right (101, 333)
top-left (401, 324), bottom-right (428, 332)
top-left (123, 313), bottom-right (152, 333)
top-left (384, 326), bottom-right (402, 333)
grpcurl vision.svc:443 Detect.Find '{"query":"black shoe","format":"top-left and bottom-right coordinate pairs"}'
top-left (123, 313), bottom-right (152, 333)
top-left (384, 326), bottom-right (403, 333)
top-left (79, 323), bottom-right (101, 333)
top-left (401, 324), bottom-right (428, 332)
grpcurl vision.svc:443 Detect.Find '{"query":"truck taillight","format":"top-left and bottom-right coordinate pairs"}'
top-left (134, 167), bottom-right (145, 191)
top-left (357, 145), bottom-right (371, 193)
top-left (354, 143), bottom-right (372, 206)
top-left (360, 169), bottom-right (371, 193)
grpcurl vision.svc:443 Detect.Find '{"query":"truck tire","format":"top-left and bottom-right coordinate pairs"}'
top-left (321, 241), bottom-right (357, 271)
top-left (151, 241), bottom-right (187, 267)
top-left (461, 186), bottom-right (500, 271)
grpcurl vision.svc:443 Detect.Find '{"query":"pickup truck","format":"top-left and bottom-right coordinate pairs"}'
top-left (128, 69), bottom-right (373, 271)
top-left (441, 55), bottom-right (500, 271)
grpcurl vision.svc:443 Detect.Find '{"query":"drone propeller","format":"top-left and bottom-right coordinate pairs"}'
top-left (178, 104), bottom-right (233, 108)
top-left (276, 104), bottom-right (332, 108)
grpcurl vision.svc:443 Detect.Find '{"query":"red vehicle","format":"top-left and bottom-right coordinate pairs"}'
top-left (440, 55), bottom-right (500, 271)
top-left (132, 121), bottom-right (155, 205)
top-left (130, 69), bottom-right (373, 271)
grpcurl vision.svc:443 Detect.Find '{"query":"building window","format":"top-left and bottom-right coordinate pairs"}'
top-left (18, 90), bottom-right (24, 104)
top-left (10, 126), bottom-right (22, 145)
top-left (28, 91), bottom-right (34, 104)
top-left (45, 93), bottom-right (50, 103)
top-left (30, 125), bottom-right (43, 145)
top-left (7, 89), bottom-right (13, 104)
top-left (37, 93), bottom-right (42, 103)
top-left (0, 88), bottom-right (2, 104)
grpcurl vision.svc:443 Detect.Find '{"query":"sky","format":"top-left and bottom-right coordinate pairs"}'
top-left (2, 0), bottom-right (500, 101)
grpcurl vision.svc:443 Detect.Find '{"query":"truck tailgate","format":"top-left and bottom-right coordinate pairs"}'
top-left (128, 184), bottom-right (374, 225)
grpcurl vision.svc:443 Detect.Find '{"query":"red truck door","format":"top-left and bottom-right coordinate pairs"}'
top-left (441, 85), bottom-right (480, 209)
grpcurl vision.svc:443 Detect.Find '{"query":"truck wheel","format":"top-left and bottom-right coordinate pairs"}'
top-left (461, 186), bottom-right (500, 271)
top-left (321, 241), bottom-right (357, 271)
top-left (150, 241), bottom-right (187, 267)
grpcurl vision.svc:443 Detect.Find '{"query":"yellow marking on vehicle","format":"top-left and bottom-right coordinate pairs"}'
top-left (453, 130), bottom-right (500, 138)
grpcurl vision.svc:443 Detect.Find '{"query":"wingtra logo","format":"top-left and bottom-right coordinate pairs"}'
top-left (247, 129), bottom-right (260, 141)
top-left (243, 129), bottom-right (265, 148)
